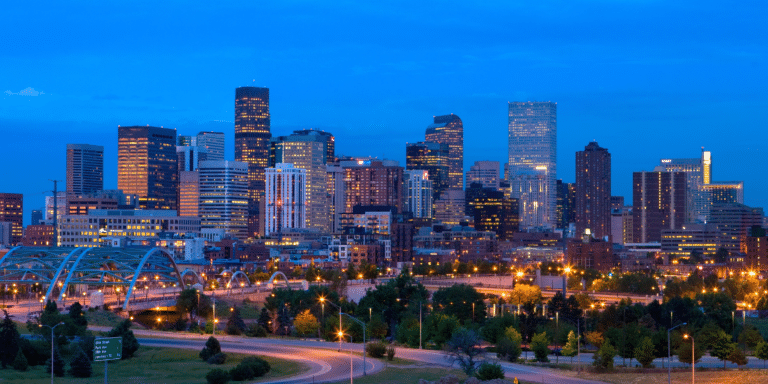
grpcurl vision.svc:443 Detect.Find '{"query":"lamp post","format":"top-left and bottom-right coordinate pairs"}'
top-left (668, 322), bottom-right (687, 384)
top-left (338, 331), bottom-right (353, 384)
top-left (322, 298), bottom-right (367, 376)
top-left (40, 322), bottom-right (65, 384)
top-left (683, 334), bottom-right (695, 384)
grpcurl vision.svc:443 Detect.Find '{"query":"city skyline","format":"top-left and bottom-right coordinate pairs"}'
top-left (2, 1), bottom-right (766, 225)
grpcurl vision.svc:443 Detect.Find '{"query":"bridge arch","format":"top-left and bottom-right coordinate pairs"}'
top-left (226, 270), bottom-right (251, 288)
top-left (180, 268), bottom-right (205, 286)
top-left (267, 271), bottom-right (291, 290)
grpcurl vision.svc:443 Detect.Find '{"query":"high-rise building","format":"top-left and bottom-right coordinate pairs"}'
top-left (235, 86), bottom-right (271, 237)
top-left (117, 125), bottom-right (178, 210)
top-left (556, 180), bottom-right (575, 230)
top-left (178, 171), bottom-right (200, 218)
top-left (199, 160), bottom-right (249, 240)
top-left (403, 170), bottom-right (433, 219)
top-left (406, 141), bottom-right (449, 200)
top-left (425, 114), bottom-right (463, 190)
top-left (434, 189), bottom-right (465, 227)
top-left (632, 171), bottom-right (686, 243)
top-left (340, 159), bottom-right (404, 214)
top-left (326, 164), bottom-right (345, 233)
top-left (708, 203), bottom-right (763, 254)
top-left (177, 145), bottom-right (208, 172)
top-left (611, 207), bottom-right (633, 245)
top-left (467, 188), bottom-right (519, 240)
top-left (0, 193), bottom-right (23, 244)
top-left (287, 129), bottom-right (335, 163)
top-left (265, 163), bottom-right (307, 236)
top-left (508, 101), bottom-right (557, 229)
top-left (196, 131), bottom-right (225, 161)
top-left (745, 226), bottom-right (767, 270)
top-left (31, 209), bottom-right (43, 226)
top-left (273, 138), bottom-right (330, 232)
top-left (655, 149), bottom-right (710, 223)
top-left (610, 196), bottom-right (625, 210)
top-left (575, 142), bottom-right (611, 240)
top-left (66, 144), bottom-right (104, 196)
top-left (466, 161), bottom-right (500, 191)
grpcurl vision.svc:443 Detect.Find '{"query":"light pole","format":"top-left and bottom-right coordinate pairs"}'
top-left (683, 334), bottom-right (695, 384)
top-left (322, 297), bottom-right (367, 376)
top-left (668, 322), bottom-right (687, 384)
top-left (338, 331), bottom-right (353, 384)
top-left (40, 322), bottom-right (65, 384)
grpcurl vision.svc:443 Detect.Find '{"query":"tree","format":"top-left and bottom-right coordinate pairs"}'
top-left (476, 361), bottom-right (505, 380)
top-left (508, 284), bottom-right (542, 311)
top-left (634, 336), bottom-right (655, 368)
top-left (738, 325), bottom-right (763, 351)
top-left (293, 310), bottom-right (319, 337)
top-left (106, 319), bottom-right (140, 359)
top-left (11, 349), bottom-right (28, 371)
top-left (368, 315), bottom-right (388, 340)
top-left (425, 314), bottom-right (461, 348)
top-left (0, 310), bottom-right (20, 368)
top-left (727, 348), bottom-right (748, 367)
top-left (755, 341), bottom-right (768, 368)
top-left (200, 336), bottom-right (222, 362)
top-left (531, 332), bottom-right (549, 362)
top-left (709, 329), bottom-right (737, 369)
top-left (257, 308), bottom-right (272, 332)
top-left (593, 341), bottom-right (616, 371)
top-left (497, 326), bottom-right (522, 362)
top-left (431, 284), bottom-right (486, 324)
top-left (45, 346), bottom-right (65, 377)
top-left (676, 339), bottom-right (704, 365)
top-left (585, 331), bottom-right (604, 349)
top-left (225, 307), bottom-right (246, 335)
top-left (548, 291), bottom-right (583, 325)
top-left (69, 345), bottom-right (93, 378)
top-left (444, 328), bottom-right (484, 376)
top-left (177, 289), bottom-right (211, 320)
top-left (561, 330), bottom-right (579, 364)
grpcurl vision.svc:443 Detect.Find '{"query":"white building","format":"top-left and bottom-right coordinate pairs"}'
top-left (404, 170), bottom-right (433, 218)
top-left (265, 163), bottom-right (307, 236)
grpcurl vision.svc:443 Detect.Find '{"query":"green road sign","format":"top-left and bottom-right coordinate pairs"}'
top-left (94, 337), bottom-right (122, 361)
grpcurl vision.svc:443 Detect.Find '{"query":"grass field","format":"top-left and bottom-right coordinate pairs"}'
top-left (0, 346), bottom-right (304, 383)
top-left (557, 367), bottom-right (768, 384)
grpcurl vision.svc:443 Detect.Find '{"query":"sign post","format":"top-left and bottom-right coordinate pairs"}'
top-left (93, 337), bottom-right (122, 384)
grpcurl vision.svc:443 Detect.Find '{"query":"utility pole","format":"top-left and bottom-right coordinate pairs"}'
top-left (49, 179), bottom-right (62, 246)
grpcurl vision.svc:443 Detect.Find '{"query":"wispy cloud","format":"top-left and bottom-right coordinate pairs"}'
top-left (4, 87), bottom-right (44, 96)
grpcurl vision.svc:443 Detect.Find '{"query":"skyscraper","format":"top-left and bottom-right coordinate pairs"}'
top-left (235, 86), bottom-right (271, 237)
top-left (425, 114), bottom-right (463, 190)
top-left (265, 163), bottom-right (307, 236)
top-left (405, 141), bottom-right (449, 200)
top-left (466, 161), bottom-right (500, 190)
top-left (655, 149), bottom-right (709, 222)
top-left (196, 131), bottom-right (225, 161)
top-left (199, 160), bottom-right (249, 240)
top-left (508, 101), bottom-right (557, 229)
top-left (632, 171), bottom-right (686, 243)
top-left (117, 126), bottom-right (177, 210)
top-left (575, 142), bottom-right (611, 240)
top-left (340, 159), bottom-right (404, 214)
top-left (467, 188), bottom-right (519, 241)
top-left (556, 180), bottom-right (576, 230)
top-left (0, 193), bottom-right (23, 245)
top-left (273, 138), bottom-right (330, 232)
top-left (66, 144), bottom-right (104, 196)
top-left (403, 170), bottom-right (433, 218)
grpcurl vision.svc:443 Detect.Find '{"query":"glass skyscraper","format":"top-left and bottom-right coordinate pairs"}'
top-left (117, 126), bottom-right (177, 210)
top-left (66, 144), bottom-right (104, 196)
top-left (425, 114), bottom-right (464, 190)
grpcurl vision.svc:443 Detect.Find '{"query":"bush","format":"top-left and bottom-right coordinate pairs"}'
top-left (593, 341), bottom-right (616, 372)
top-left (476, 361), bottom-right (505, 380)
top-left (12, 349), bottom-right (28, 371)
top-left (200, 336), bottom-right (222, 362)
top-left (366, 341), bottom-right (388, 358)
top-left (229, 364), bottom-right (254, 381)
top-left (69, 347), bottom-right (93, 378)
top-left (18, 338), bottom-right (47, 366)
top-left (207, 352), bottom-right (227, 365)
top-left (245, 324), bottom-right (267, 337)
top-left (239, 356), bottom-right (270, 377)
top-left (45, 347), bottom-right (65, 377)
top-left (206, 368), bottom-right (231, 384)
top-left (531, 332), bottom-right (550, 363)
top-left (106, 319), bottom-right (140, 359)
top-left (386, 346), bottom-right (395, 361)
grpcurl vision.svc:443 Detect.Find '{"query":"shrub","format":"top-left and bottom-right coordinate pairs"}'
top-left (12, 349), bottom-right (28, 371)
top-left (69, 347), bottom-right (93, 378)
top-left (531, 332), bottom-right (550, 363)
top-left (207, 352), bottom-right (227, 365)
top-left (236, 356), bottom-right (270, 378)
top-left (366, 341), bottom-right (387, 358)
top-left (45, 347), bottom-right (65, 377)
top-left (229, 364), bottom-right (254, 381)
top-left (206, 368), bottom-right (231, 384)
top-left (245, 324), bottom-right (267, 337)
top-left (18, 338), bottom-right (47, 366)
top-left (476, 361), bottom-right (505, 380)
top-left (106, 319), bottom-right (140, 359)
top-left (386, 346), bottom-right (396, 361)
top-left (200, 336), bottom-right (222, 362)
top-left (593, 341), bottom-right (616, 372)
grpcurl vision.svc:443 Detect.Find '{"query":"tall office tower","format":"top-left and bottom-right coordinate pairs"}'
top-left (467, 188), bottom-right (519, 240)
top-left (699, 182), bottom-right (744, 221)
top-left (632, 171), bottom-right (686, 243)
top-left (178, 171), bottom-right (200, 217)
top-left (466, 161), bottom-right (501, 190)
top-left (611, 206), bottom-right (633, 245)
top-left (177, 135), bottom-right (194, 146)
top-left (177, 145), bottom-right (208, 172)
top-left (234, 86), bottom-right (271, 237)
top-left (66, 144), bottom-right (104, 196)
top-left (289, 129), bottom-right (335, 163)
top-left (196, 131), bottom-right (225, 161)
top-left (405, 141), bottom-right (449, 200)
top-left (265, 163), bottom-right (306, 236)
top-left (273, 139), bottom-right (329, 232)
top-left (403, 170), bottom-right (433, 218)
top-left (575, 142), bottom-right (611, 240)
top-left (708, 203), bottom-right (763, 254)
top-left (655, 149), bottom-right (710, 222)
top-left (0, 193), bottom-right (23, 244)
top-left (326, 164), bottom-right (345, 233)
top-left (425, 114), bottom-right (464, 190)
top-left (508, 101), bottom-right (557, 230)
top-left (434, 189), bottom-right (466, 227)
top-left (556, 180), bottom-right (576, 230)
top-left (340, 159), bottom-right (404, 214)
top-left (199, 160), bottom-right (249, 240)
top-left (610, 196), bottom-right (624, 210)
top-left (31, 209), bottom-right (43, 226)
top-left (117, 126), bottom-right (178, 210)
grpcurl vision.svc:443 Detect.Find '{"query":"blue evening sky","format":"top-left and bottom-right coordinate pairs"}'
top-left (1, 1), bottom-right (766, 225)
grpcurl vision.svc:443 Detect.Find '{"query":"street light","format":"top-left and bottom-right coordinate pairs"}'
top-left (322, 297), bottom-right (367, 376)
top-left (668, 322), bottom-right (687, 384)
top-left (338, 331), bottom-right (353, 384)
top-left (683, 334), bottom-right (695, 384)
top-left (39, 322), bottom-right (65, 384)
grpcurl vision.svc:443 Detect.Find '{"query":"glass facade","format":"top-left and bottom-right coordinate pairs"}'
top-left (66, 144), bottom-right (104, 196)
top-left (117, 126), bottom-right (178, 210)
top-left (425, 114), bottom-right (464, 190)
top-left (405, 141), bottom-right (449, 200)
